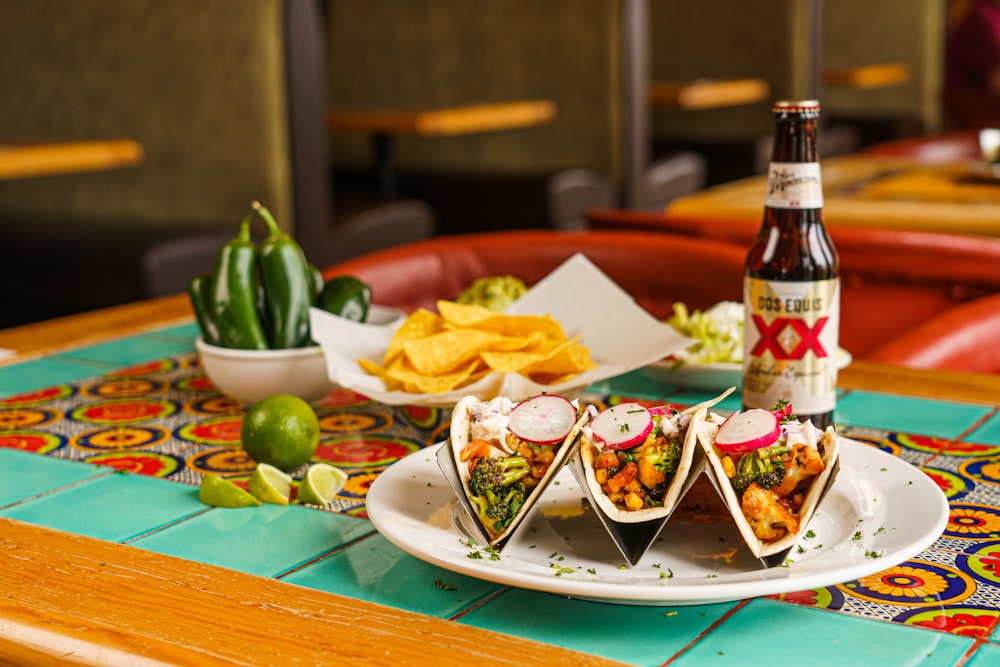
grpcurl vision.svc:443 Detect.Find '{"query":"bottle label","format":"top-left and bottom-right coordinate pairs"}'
top-left (764, 162), bottom-right (823, 209)
top-left (742, 277), bottom-right (840, 415)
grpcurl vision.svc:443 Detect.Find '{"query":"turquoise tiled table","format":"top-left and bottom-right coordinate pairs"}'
top-left (0, 319), bottom-right (998, 666)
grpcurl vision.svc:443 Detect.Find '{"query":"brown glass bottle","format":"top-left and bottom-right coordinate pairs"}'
top-left (742, 100), bottom-right (840, 430)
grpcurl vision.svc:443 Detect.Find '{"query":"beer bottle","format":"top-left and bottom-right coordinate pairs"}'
top-left (742, 100), bottom-right (840, 429)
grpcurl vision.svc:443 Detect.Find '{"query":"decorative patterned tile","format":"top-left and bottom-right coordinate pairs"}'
top-left (670, 598), bottom-right (972, 666)
top-left (132, 504), bottom-right (375, 577)
top-left (836, 391), bottom-right (992, 439)
top-left (0, 472), bottom-right (206, 541)
top-left (935, 502), bottom-right (1000, 554)
top-left (282, 532), bottom-right (503, 617)
top-left (457, 587), bottom-right (736, 667)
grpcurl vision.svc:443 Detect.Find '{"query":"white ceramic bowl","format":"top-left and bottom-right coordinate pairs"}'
top-left (196, 337), bottom-right (335, 404)
top-left (196, 304), bottom-right (407, 404)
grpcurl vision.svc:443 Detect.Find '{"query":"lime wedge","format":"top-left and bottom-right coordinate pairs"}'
top-left (248, 463), bottom-right (293, 505)
top-left (199, 474), bottom-right (262, 508)
top-left (297, 463), bottom-right (347, 506)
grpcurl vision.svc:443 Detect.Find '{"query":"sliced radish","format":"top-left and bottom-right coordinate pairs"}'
top-left (508, 395), bottom-right (578, 445)
top-left (772, 401), bottom-right (794, 420)
top-left (714, 409), bottom-right (780, 454)
top-left (590, 403), bottom-right (654, 450)
top-left (648, 405), bottom-right (679, 417)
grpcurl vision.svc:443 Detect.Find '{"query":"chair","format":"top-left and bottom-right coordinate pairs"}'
top-left (868, 293), bottom-right (1000, 373)
top-left (586, 208), bottom-right (1000, 364)
top-left (0, 0), bottom-right (434, 328)
top-left (321, 229), bottom-right (747, 319)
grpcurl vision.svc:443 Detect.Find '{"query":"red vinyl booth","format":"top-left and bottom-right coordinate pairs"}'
top-left (322, 229), bottom-right (747, 320)
top-left (587, 208), bottom-right (1000, 373)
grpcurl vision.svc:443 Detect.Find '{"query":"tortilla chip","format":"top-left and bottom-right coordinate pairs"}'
top-left (383, 308), bottom-right (443, 365)
top-left (403, 328), bottom-right (501, 375)
top-left (436, 300), bottom-right (498, 328)
top-left (522, 336), bottom-right (595, 376)
top-left (384, 355), bottom-right (481, 394)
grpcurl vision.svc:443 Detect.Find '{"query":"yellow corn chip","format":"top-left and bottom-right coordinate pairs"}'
top-left (383, 309), bottom-right (443, 365)
top-left (524, 336), bottom-right (595, 376)
top-left (403, 328), bottom-right (501, 375)
top-left (436, 300), bottom-right (498, 327)
top-left (479, 349), bottom-right (545, 373)
top-left (385, 355), bottom-right (481, 394)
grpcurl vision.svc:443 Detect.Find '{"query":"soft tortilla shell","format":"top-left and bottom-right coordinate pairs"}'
top-left (579, 406), bottom-right (707, 524)
top-left (698, 419), bottom-right (841, 558)
top-left (449, 395), bottom-right (587, 546)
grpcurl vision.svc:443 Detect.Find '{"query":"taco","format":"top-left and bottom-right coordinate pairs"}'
top-left (577, 402), bottom-right (707, 524)
top-left (697, 402), bottom-right (840, 562)
top-left (444, 393), bottom-right (589, 548)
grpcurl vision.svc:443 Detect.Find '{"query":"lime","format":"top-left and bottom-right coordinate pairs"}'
top-left (199, 474), bottom-right (262, 508)
top-left (319, 275), bottom-right (371, 322)
top-left (296, 462), bottom-right (347, 506)
top-left (241, 393), bottom-right (320, 471)
top-left (248, 463), bottom-right (293, 505)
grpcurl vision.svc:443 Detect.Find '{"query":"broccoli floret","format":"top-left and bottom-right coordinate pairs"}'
top-left (645, 443), bottom-right (681, 478)
top-left (469, 455), bottom-right (529, 497)
top-left (479, 482), bottom-right (527, 532)
top-left (731, 445), bottom-right (788, 497)
top-left (468, 456), bottom-right (530, 533)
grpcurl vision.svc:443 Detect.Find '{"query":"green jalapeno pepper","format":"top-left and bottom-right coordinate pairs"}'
top-left (187, 273), bottom-right (223, 346)
top-left (210, 216), bottom-right (269, 350)
top-left (254, 201), bottom-right (313, 349)
top-left (319, 275), bottom-right (372, 322)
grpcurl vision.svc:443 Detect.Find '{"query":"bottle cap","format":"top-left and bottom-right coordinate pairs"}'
top-left (772, 100), bottom-right (821, 113)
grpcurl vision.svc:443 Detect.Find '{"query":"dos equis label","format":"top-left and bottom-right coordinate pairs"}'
top-left (764, 162), bottom-right (823, 209)
top-left (742, 278), bottom-right (840, 415)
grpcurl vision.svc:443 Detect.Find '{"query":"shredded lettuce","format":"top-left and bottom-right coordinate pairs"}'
top-left (666, 301), bottom-right (744, 366)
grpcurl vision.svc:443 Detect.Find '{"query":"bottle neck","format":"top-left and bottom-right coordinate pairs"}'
top-left (771, 117), bottom-right (819, 164)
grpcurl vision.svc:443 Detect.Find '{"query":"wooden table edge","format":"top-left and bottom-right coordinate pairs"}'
top-left (0, 517), bottom-right (628, 667)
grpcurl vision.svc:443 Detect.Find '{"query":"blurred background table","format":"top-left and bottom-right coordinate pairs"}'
top-left (0, 138), bottom-right (143, 180)
top-left (665, 152), bottom-right (1000, 236)
top-left (327, 99), bottom-right (556, 197)
top-left (648, 78), bottom-right (770, 110)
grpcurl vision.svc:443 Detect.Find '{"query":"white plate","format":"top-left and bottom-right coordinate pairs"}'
top-left (640, 347), bottom-right (853, 391)
top-left (367, 438), bottom-right (947, 606)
